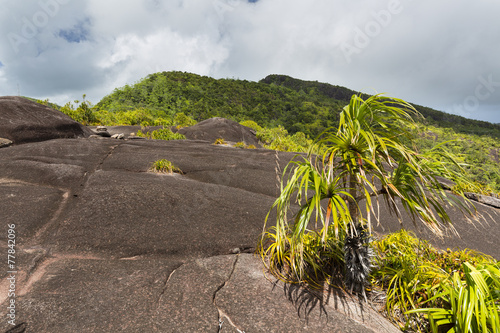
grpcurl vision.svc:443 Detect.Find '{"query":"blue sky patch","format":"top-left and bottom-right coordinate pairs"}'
top-left (0, 61), bottom-right (3, 68)
top-left (248, 0), bottom-right (258, 3)
top-left (58, 19), bottom-right (91, 43)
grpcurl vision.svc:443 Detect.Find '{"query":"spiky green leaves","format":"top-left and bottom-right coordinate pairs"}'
top-left (408, 262), bottom-right (500, 333)
top-left (259, 155), bottom-right (352, 284)
top-left (372, 230), bottom-right (498, 332)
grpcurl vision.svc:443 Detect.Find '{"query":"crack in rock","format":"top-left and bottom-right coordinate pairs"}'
top-left (155, 262), bottom-right (184, 313)
top-left (213, 255), bottom-right (245, 333)
top-left (96, 143), bottom-right (120, 171)
top-left (78, 143), bottom-right (121, 190)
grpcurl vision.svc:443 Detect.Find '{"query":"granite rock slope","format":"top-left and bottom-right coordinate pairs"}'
top-left (0, 101), bottom-right (498, 332)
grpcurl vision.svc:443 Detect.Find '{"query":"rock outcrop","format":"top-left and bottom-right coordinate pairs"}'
top-left (0, 97), bottom-right (93, 144)
top-left (1, 136), bottom-right (499, 332)
top-left (465, 192), bottom-right (500, 209)
top-left (0, 101), bottom-right (499, 332)
top-left (178, 117), bottom-right (261, 146)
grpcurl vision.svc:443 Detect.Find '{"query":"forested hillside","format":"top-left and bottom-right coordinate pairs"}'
top-left (261, 74), bottom-right (500, 137)
top-left (43, 71), bottom-right (500, 191)
top-left (95, 71), bottom-right (344, 137)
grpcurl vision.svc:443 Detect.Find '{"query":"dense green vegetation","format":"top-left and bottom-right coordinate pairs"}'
top-left (258, 94), bottom-right (499, 333)
top-left (411, 125), bottom-right (500, 192)
top-left (38, 71), bottom-right (500, 191)
top-left (95, 71), bottom-right (344, 137)
top-left (262, 74), bottom-right (500, 137)
top-left (373, 230), bottom-right (499, 332)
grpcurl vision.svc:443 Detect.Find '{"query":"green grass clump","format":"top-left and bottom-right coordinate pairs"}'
top-left (234, 141), bottom-right (246, 148)
top-left (214, 138), bottom-right (227, 145)
top-left (150, 159), bottom-right (182, 174)
top-left (452, 179), bottom-right (500, 198)
top-left (245, 144), bottom-right (256, 149)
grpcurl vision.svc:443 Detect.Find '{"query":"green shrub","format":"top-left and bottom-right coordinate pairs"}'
top-left (151, 128), bottom-right (185, 141)
top-left (245, 144), bottom-right (256, 149)
top-left (137, 128), bottom-right (185, 141)
top-left (240, 120), bottom-right (263, 132)
top-left (57, 96), bottom-right (99, 125)
top-left (150, 159), bottom-right (182, 174)
top-left (154, 117), bottom-right (171, 126)
top-left (173, 112), bottom-right (197, 128)
top-left (255, 125), bottom-right (312, 153)
top-left (452, 179), bottom-right (499, 198)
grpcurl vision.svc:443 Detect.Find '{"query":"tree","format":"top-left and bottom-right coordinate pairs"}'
top-left (75, 94), bottom-right (97, 125)
top-left (258, 94), bottom-right (477, 298)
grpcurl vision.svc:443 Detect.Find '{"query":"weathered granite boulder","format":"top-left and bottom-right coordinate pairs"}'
top-left (0, 97), bottom-right (94, 144)
top-left (178, 117), bottom-right (261, 146)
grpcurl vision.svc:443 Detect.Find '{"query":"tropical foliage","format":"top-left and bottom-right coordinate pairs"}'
top-left (410, 262), bottom-right (500, 333)
top-left (95, 71), bottom-right (343, 138)
top-left (372, 230), bottom-right (499, 332)
top-left (258, 93), bottom-right (479, 301)
top-left (136, 127), bottom-right (186, 141)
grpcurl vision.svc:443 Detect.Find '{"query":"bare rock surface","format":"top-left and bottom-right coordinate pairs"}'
top-left (0, 97), bottom-right (93, 144)
top-left (178, 117), bottom-right (261, 146)
top-left (365, 196), bottom-right (500, 257)
top-left (465, 192), bottom-right (500, 209)
top-left (0, 126), bottom-right (498, 332)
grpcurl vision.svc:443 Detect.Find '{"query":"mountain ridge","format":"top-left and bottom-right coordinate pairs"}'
top-left (260, 74), bottom-right (500, 133)
top-left (95, 71), bottom-right (500, 138)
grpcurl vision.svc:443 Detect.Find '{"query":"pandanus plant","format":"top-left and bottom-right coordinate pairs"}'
top-left (258, 93), bottom-right (476, 297)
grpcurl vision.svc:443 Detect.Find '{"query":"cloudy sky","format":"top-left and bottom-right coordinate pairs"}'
top-left (1, 0), bottom-right (499, 123)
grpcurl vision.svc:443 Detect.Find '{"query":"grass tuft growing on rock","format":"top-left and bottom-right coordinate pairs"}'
top-left (214, 138), bottom-right (227, 145)
top-left (234, 141), bottom-right (246, 148)
top-left (150, 159), bottom-right (183, 174)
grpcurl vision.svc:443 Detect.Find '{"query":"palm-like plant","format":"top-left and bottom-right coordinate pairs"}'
top-left (258, 93), bottom-right (476, 295)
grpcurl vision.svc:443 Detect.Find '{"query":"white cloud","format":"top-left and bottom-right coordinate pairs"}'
top-left (97, 29), bottom-right (229, 93)
top-left (0, 0), bottom-right (499, 122)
